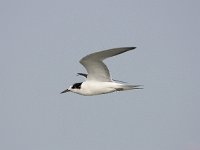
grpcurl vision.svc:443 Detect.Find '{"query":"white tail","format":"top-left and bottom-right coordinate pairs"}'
top-left (116, 84), bottom-right (143, 91)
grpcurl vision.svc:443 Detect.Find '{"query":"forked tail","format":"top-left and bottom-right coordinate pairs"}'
top-left (116, 84), bottom-right (143, 91)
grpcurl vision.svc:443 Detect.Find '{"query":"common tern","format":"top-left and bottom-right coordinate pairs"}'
top-left (61, 47), bottom-right (142, 96)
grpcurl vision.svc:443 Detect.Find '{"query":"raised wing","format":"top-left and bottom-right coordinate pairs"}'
top-left (79, 47), bottom-right (136, 82)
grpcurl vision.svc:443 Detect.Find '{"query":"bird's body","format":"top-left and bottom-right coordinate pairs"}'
top-left (71, 81), bottom-right (117, 96)
top-left (70, 81), bottom-right (140, 96)
top-left (61, 47), bottom-right (142, 96)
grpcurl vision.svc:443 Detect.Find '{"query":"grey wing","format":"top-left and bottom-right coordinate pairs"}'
top-left (80, 59), bottom-right (111, 81)
top-left (79, 47), bottom-right (136, 82)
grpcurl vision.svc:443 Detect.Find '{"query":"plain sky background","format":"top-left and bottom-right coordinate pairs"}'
top-left (0, 0), bottom-right (200, 150)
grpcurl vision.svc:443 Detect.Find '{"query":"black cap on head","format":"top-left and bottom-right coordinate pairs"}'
top-left (72, 82), bottom-right (82, 89)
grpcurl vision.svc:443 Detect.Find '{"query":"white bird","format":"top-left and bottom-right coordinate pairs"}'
top-left (61, 47), bottom-right (142, 96)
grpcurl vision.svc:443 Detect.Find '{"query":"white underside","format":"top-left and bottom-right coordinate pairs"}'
top-left (70, 81), bottom-right (135, 96)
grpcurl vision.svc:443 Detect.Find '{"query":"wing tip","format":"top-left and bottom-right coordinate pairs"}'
top-left (129, 47), bottom-right (136, 50)
top-left (118, 46), bottom-right (136, 51)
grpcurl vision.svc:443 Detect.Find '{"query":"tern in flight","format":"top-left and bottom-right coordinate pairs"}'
top-left (61, 47), bottom-right (142, 96)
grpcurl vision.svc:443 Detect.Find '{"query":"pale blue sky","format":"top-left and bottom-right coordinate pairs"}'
top-left (0, 0), bottom-right (200, 150)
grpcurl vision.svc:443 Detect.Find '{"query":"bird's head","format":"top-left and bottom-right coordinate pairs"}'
top-left (60, 82), bottom-right (83, 94)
